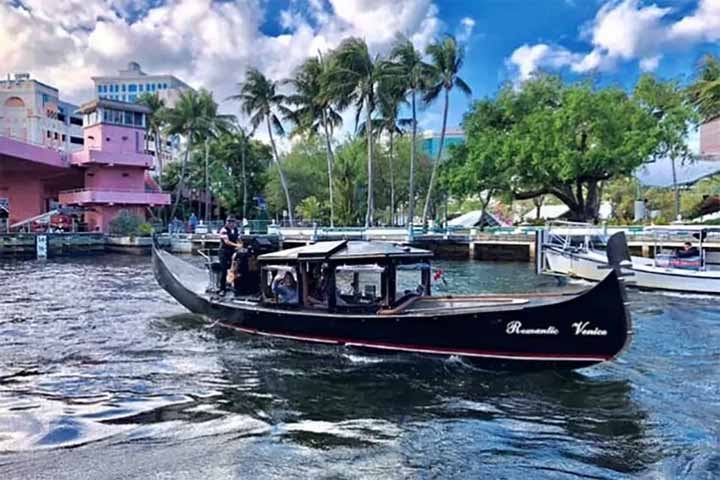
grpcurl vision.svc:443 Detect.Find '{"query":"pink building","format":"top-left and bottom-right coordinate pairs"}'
top-left (0, 99), bottom-right (169, 232)
top-left (700, 116), bottom-right (720, 156)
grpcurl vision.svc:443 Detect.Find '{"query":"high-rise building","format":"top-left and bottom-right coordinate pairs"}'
top-left (421, 129), bottom-right (465, 159)
top-left (91, 62), bottom-right (191, 107)
top-left (0, 73), bottom-right (84, 152)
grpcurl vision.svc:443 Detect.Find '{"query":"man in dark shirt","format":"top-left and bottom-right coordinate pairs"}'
top-left (676, 241), bottom-right (699, 258)
top-left (218, 216), bottom-right (241, 294)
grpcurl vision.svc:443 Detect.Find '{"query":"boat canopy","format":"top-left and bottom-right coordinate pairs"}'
top-left (257, 240), bottom-right (433, 264)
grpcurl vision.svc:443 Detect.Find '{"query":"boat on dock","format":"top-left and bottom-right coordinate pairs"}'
top-left (153, 239), bottom-right (632, 370)
top-left (538, 222), bottom-right (720, 294)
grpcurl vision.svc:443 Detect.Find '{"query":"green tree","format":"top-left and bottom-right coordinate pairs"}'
top-left (229, 68), bottom-right (294, 225)
top-left (263, 136), bottom-right (329, 220)
top-left (326, 38), bottom-right (385, 227)
top-left (689, 54), bottom-right (720, 122)
top-left (421, 35), bottom-right (472, 224)
top-left (333, 137), bottom-right (365, 226)
top-left (634, 74), bottom-right (698, 220)
top-left (448, 75), bottom-right (661, 222)
top-left (441, 100), bottom-right (510, 230)
top-left (164, 89), bottom-right (231, 220)
top-left (389, 36), bottom-right (434, 225)
top-left (136, 92), bottom-right (167, 179)
top-left (286, 54), bottom-right (343, 227)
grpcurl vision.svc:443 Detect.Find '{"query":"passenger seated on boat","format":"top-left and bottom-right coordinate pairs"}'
top-left (272, 271), bottom-right (298, 304)
top-left (307, 266), bottom-right (331, 307)
top-left (675, 241), bottom-right (700, 258)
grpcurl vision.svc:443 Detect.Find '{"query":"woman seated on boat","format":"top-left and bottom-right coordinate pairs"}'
top-left (271, 271), bottom-right (299, 304)
top-left (675, 241), bottom-right (700, 258)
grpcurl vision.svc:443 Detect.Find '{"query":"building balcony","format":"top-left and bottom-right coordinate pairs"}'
top-left (69, 148), bottom-right (153, 168)
top-left (59, 188), bottom-right (170, 206)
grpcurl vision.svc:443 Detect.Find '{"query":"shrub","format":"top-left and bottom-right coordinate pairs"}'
top-left (108, 210), bottom-right (146, 236)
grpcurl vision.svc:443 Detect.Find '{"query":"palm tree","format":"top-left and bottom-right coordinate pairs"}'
top-left (389, 36), bottom-right (433, 227)
top-left (165, 89), bottom-right (231, 221)
top-left (689, 53), bottom-right (720, 122)
top-left (229, 68), bottom-right (294, 225)
top-left (136, 92), bottom-right (167, 179)
top-left (286, 54), bottom-right (343, 227)
top-left (326, 38), bottom-right (384, 227)
top-left (376, 78), bottom-right (410, 224)
top-left (422, 35), bottom-right (472, 225)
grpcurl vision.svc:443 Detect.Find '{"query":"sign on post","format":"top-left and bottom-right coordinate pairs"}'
top-left (36, 235), bottom-right (48, 259)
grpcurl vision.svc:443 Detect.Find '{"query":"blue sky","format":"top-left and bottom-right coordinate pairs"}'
top-left (2, 0), bottom-right (719, 137)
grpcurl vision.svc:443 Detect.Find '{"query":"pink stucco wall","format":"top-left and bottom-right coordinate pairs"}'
top-left (0, 136), bottom-right (67, 168)
top-left (84, 166), bottom-right (146, 191)
top-left (700, 117), bottom-right (720, 155)
top-left (84, 124), bottom-right (145, 154)
top-left (70, 149), bottom-right (152, 168)
top-left (0, 176), bottom-right (45, 225)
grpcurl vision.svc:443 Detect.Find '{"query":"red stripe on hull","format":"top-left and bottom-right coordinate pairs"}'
top-left (218, 322), bottom-right (610, 362)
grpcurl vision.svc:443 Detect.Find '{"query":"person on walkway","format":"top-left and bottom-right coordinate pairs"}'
top-left (218, 216), bottom-right (242, 294)
top-left (189, 212), bottom-right (198, 233)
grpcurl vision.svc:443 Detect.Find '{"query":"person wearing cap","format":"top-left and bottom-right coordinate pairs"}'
top-left (218, 216), bottom-right (242, 294)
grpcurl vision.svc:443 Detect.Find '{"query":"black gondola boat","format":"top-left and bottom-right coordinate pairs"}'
top-left (152, 239), bottom-right (632, 371)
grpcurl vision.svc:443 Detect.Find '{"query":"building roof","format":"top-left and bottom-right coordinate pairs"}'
top-left (91, 62), bottom-right (192, 90)
top-left (75, 98), bottom-right (152, 115)
top-left (635, 156), bottom-right (720, 188)
top-left (258, 240), bottom-right (432, 263)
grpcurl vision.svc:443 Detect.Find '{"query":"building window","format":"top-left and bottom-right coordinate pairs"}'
top-left (139, 84), bottom-right (144, 92)
top-left (47, 130), bottom-right (51, 138)
top-left (70, 116), bottom-right (82, 126)
top-left (70, 136), bottom-right (84, 145)
top-left (121, 95), bottom-right (126, 101)
top-left (121, 84), bottom-right (126, 92)
top-left (128, 84), bottom-right (137, 92)
top-left (97, 86), bottom-right (102, 93)
top-left (128, 94), bottom-right (137, 102)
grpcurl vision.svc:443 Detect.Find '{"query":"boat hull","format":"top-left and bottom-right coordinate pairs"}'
top-left (545, 247), bottom-right (720, 294)
top-left (153, 247), bottom-right (632, 371)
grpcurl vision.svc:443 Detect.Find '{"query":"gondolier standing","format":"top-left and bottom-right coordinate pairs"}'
top-left (218, 216), bottom-right (242, 294)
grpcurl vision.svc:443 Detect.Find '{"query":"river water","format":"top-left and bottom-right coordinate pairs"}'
top-left (0, 254), bottom-right (718, 479)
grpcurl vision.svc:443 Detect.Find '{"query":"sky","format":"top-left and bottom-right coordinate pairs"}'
top-left (2, 0), bottom-right (719, 138)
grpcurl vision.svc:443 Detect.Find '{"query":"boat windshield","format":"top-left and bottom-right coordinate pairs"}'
top-left (335, 264), bottom-right (383, 307)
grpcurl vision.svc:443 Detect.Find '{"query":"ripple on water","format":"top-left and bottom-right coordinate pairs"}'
top-left (0, 255), bottom-right (718, 479)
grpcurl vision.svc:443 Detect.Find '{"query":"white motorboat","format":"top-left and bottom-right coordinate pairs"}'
top-left (537, 222), bottom-right (720, 294)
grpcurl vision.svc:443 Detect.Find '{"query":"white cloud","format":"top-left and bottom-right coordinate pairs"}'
top-left (0, 0), bottom-right (442, 115)
top-left (507, 0), bottom-right (720, 80)
top-left (457, 17), bottom-right (475, 44)
top-left (507, 44), bottom-right (581, 81)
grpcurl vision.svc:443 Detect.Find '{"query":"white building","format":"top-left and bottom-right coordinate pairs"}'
top-left (0, 73), bottom-right (84, 152)
top-left (92, 62), bottom-right (191, 107)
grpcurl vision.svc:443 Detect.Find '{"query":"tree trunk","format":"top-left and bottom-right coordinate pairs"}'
top-left (365, 97), bottom-right (374, 228)
top-left (423, 88), bottom-right (449, 225)
top-left (533, 195), bottom-right (544, 221)
top-left (479, 190), bottom-right (493, 232)
top-left (169, 131), bottom-right (192, 221)
top-left (322, 109), bottom-right (335, 228)
top-left (408, 89), bottom-right (417, 227)
top-left (241, 138), bottom-right (247, 221)
top-left (388, 129), bottom-right (395, 226)
top-left (204, 139), bottom-right (210, 223)
top-left (155, 130), bottom-right (163, 181)
top-left (267, 118), bottom-right (294, 226)
top-left (671, 155), bottom-right (680, 221)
